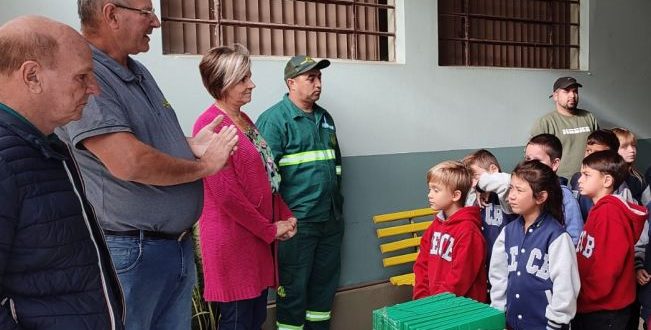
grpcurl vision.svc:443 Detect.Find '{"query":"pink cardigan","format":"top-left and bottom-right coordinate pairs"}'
top-left (193, 104), bottom-right (293, 302)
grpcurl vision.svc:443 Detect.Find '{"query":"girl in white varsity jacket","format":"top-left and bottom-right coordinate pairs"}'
top-left (490, 160), bottom-right (580, 330)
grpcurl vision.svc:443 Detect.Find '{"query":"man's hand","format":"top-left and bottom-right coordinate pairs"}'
top-left (637, 269), bottom-right (651, 286)
top-left (188, 115), bottom-right (225, 158)
top-left (198, 124), bottom-right (238, 176)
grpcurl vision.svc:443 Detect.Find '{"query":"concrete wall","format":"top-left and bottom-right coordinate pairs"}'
top-left (2, 0), bottom-right (649, 287)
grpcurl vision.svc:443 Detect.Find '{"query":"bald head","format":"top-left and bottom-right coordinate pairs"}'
top-left (0, 16), bottom-right (97, 135)
top-left (0, 16), bottom-right (87, 76)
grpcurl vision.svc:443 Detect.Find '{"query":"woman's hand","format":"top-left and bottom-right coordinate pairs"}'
top-left (276, 217), bottom-right (297, 241)
top-left (275, 221), bottom-right (293, 240)
top-left (285, 217), bottom-right (297, 239)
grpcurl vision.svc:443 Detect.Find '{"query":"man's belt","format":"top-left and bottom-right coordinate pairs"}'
top-left (103, 229), bottom-right (191, 241)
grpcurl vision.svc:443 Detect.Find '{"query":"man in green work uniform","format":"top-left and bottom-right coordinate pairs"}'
top-left (257, 55), bottom-right (343, 330)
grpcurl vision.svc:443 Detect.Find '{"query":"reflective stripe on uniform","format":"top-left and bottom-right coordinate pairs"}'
top-left (305, 310), bottom-right (331, 321)
top-left (335, 165), bottom-right (341, 175)
top-left (276, 322), bottom-right (304, 330)
top-left (279, 149), bottom-right (336, 167)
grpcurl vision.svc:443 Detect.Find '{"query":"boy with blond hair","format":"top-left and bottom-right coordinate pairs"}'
top-left (413, 161), bottom-right (487, 302)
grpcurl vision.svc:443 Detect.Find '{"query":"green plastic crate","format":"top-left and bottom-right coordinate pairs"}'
top-left (372, 293), bottom-right (505, 330)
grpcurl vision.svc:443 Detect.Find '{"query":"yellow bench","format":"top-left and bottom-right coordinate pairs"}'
top-left (373, 208), bottom-right (436, 286)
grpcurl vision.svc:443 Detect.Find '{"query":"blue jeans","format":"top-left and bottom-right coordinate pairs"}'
top-left (216, 289), bottom-right (268, 330)
top-left (105, 233), bottom-right (197, 330)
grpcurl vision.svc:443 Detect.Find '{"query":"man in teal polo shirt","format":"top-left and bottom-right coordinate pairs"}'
top-left (257, 55), bottom-right (343, 330)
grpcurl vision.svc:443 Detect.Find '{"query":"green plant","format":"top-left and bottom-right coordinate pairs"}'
top-left (191, 225), bottom-right (218, 330)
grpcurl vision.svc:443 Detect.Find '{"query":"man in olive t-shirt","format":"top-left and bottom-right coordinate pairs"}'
top-left (531, 77), bottom-right (599, 180)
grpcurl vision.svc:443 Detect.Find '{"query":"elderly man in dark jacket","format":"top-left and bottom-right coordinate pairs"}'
top-left (0, 16), bottom-right (124, 329)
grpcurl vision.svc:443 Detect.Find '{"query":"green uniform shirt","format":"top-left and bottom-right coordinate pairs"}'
top-left (530, 108), bottom-right (599, 180)
top-left (256, 94), bottom-right (343, 222)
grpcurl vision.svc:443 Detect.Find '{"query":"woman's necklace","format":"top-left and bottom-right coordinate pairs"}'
top-left (217, 101), bottom-right (251, 133)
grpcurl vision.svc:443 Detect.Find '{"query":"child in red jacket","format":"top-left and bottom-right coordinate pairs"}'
top-left (573, 151), bottom-right (648, 329)
top-left (413, 160), bottom-right (487, 302)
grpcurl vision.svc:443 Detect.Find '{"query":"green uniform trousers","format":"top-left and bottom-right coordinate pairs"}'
top-left (276, 218), bottom-right (344, 330)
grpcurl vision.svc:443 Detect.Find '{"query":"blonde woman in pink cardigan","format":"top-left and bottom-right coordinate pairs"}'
top-left (193, 45), bottom-right (297, 330)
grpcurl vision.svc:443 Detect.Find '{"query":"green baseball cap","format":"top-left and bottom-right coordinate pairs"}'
top-left (284, 55), bottom-right (331, 80)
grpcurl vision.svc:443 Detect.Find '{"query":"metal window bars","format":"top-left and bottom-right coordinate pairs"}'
top-left (438, 0), bottom-right (580, 69)
top-left (161, 0), bottom-right (396, 61)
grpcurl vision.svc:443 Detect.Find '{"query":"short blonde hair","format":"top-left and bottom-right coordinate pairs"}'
top-left (426, 160), bottom-right (472, 203)
top-left (199, 44), bottom-right (251, 100)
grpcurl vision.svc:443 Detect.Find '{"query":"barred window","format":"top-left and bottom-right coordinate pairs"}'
top-left (438, 0), bottom-right (580, 69)
top-left (161, 0), bottom-right (396, 61)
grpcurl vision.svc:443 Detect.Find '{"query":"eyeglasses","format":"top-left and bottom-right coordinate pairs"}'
top-left (112, 3), bottom-right (157, 17)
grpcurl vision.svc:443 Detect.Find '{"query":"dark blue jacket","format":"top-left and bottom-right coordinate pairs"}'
top-left (481, 192), bottom-right (518, 267)
top-left (643, 203), bottom-right (651, 272)
top-left (489, 212), bottom-right (580, 330)
top-left (638, 202), bottom-right (651, 320)
top-left (0, 104), bottom-right (124, 330)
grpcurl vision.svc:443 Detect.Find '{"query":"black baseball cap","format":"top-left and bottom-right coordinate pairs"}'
top-left (284, 55), bottom-right (331, 81)
top-left (550, 77), bottom-right (582, 97)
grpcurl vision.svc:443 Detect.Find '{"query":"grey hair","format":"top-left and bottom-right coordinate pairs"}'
top-left (78, 0), bottom-right (124, 29)
top-left (199, 44), bottom-right (251, 100)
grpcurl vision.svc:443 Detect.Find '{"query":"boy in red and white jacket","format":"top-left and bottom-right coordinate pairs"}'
top-left (574, 151), bottom-right (648, 329)
top-left (413, 160), bottom-right (487, 302)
